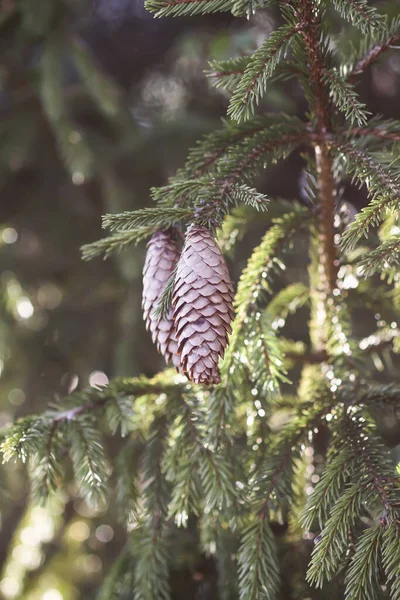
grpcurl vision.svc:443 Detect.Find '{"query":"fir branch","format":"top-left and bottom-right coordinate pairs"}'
top-left (182, 117), bottom-right (276, 177)
top-left (66, 416), bottom-right (109, 507)
top-left (237, 517), bottom-right (280, 600)
top-left (81, 227), bottom-right (154, 261)
top-left (179, 115), bottom-right (307, 186)
top-left (226, 206), bottom-right (309, 359)
top-left (347, 118), bottom-right (400, 144)
top-left (132, 525), bottom-right (171, 600)
top-left (382, 522), bottom-right (400, 600)
top-left (299, 1), bottom-right (339, 295)
top-left (154, 267), bottom-right (177, 320)
top-left (266, 282), bottom-right (310, 323)
top-left (335, 145), bottom-right (400, 251)
top-left (115, 441), bottom-right (142, 525)
top-left (207, 57), bottom-right (299, 93)
top-left (145, 0), bottom-right (233, 18)
top-left (358, 237), bottom-right (400, 277)
top-left (246, 314), bottom-right (289, 402)
top-left (133, 417), bottom-right (171, 600)
top-left (340, 411), bottom-right (400, 516)
top-left (307, 482), bottom-right (367, 587)
top-left (302, 443), bottom-right (356, 532)
top-left (337, 381), bottom-right (400, 408)
top-left (205, 385), bottom-right (237, 448)
top-left (152, 179), bottom-right (270, 227)
top-left (346, 16), bottom-right (400, 80)
top-left (103, 207), bottom-right (192, 232)
top-left (323, 68), bottom-right (369, 126)
top-left (329, 0), bottom-right (385, 35)
top-left (1, 375), bottom-right (186, 463)
top-left (207, 56), bottom-right (250, 92)
top-left (228, 24), bottom-right (300, 123)
top-left (344, 524), bottom-right (384, 600)
top-left (221, 129), bottom-right (306, 184)
top-left (254, 369), bottom-right (332, 520)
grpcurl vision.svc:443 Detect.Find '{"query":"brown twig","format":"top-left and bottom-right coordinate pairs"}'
top-left (348, 32), bottom-right (400, 82)
top-left (348, 127), bottom-right (400, 143)
top-left (298, 0), bottom-right (339, 338)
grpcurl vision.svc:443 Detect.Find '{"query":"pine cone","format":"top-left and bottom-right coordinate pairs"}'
top-left (172, 225), bottom-right (234, 385)
top-left (142, 230), bottom-right (181, 370)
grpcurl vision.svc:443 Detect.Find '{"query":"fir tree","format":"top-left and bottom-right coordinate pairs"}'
top-left (2, 1), bottom-right (400, 599)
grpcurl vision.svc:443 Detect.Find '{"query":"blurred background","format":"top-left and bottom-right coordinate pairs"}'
top-left (0, 0), bottom-right (399, 598)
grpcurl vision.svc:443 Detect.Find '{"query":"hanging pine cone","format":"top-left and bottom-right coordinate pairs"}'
top-left (172, 225), bottom-right (234, 385)
top-left (142, 229), bottom-right (181, 370)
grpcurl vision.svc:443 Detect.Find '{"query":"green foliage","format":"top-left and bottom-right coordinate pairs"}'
top-left (237, 517), bottom-right (279, 600)
top-left (323, 68), bottom-right (369, 125)
top-left (227, 24), bottom-right (299, 122)
top-left (207, 56), bottom-right (250, 92)
top-left (329, 0), bottom-right (385, 34)
top-left (336, 146), bottom-right (400, 251)
top-left (146, 0), bottom-right (233, 17)
top-left (3, 0), bottom-right (400, 598)
top-left (382, 523), bottom-right (400, 600)
top-left (345, 524), bottom-right (384, 600)
top-left (145, 0), bottom-right (274, 18)
top-left (66, 416), bottom-right (109, 506)
top-left (358, 237), bottom-right (400, 277)
top-left (342, 15), bottom-right (400, 78)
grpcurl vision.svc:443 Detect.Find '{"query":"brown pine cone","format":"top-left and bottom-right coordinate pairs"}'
top-left (142, 230), bottom-right (181, 370)
top-left (172, 225), bottom-right (234, 385)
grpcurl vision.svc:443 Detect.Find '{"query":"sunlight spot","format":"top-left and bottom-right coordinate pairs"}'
top-left (0, 577), bottom-right (21, 599)
top-left (2, 228), bottom-right (18, 244)
top-left (89, 371), bottom-right (109, 388)
top-left (69, 521), bottom-right (90, 543)
top-left (43, 590), bottom-right (63, 600)
top-left (95, 525), bottom-right (114, 543)
top-left (72, 171), bottom-right (85, 186)
top-left (17, 297), bottom-right (34, 319)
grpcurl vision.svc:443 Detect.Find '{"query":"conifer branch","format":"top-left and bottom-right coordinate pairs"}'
top-left (225, 206), bottom-right (310, 363)
top-left (336, 145), bottom-right (400, 251)
top-left (382, 523), bottom-right (400, 600)
top-left (207, 56), bottom-right (250, 92)
top-left (322, 68), bottom-right (369, 126)
top-left (341, 412), bottom-right (400, 516)
top-left (133, 416), bottom-right (171, 600)
top-left (345, 524), bottom-right (384, 600)
top-left (237, 517), bottom-right (280, 600)
top-left (358, 237), bottom-right (400, 277)
top-left (103, 207), bottom-right (192, 232)
top-left (348, 125), bottom-right (400, 144)
top-left (330, 0), bottom-right (385, 35)
top-left (145, 0), bottom-right (233, 18)
top-left (307, 482), bottom-right (367, 587)
top-left (347, 20), bottom-right (400, 81)
top-left (228, 24), bottom-right (301, 122)
top-left (300, 0), bottom-right (339, 297)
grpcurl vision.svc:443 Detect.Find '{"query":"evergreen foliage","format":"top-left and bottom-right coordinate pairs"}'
top-left (2, 0), bottom-right (400, 599)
